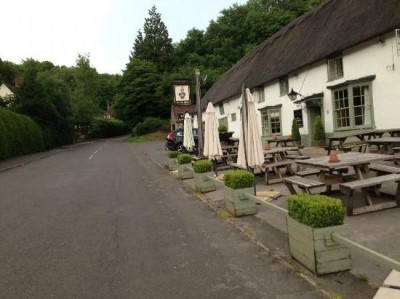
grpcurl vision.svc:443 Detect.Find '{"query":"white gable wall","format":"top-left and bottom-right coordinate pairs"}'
top-left (0, 84), bottom-right (14, 98)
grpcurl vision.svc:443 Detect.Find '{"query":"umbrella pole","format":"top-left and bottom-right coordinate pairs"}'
top-left (241, 84), bottom-right (256, 195)
top-left (241, 83), bottom-right (249, 171)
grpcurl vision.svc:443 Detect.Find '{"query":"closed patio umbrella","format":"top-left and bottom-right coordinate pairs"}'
top-left (183, 112), bottom-right (195, 152)
top-left (204, 102), bottom-right (222, 160)
top-left (246, 88), bottom-right (264, 172)
top-left (236, 88), bottom-right (264, 173)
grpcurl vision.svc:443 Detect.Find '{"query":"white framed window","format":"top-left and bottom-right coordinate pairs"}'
top-left (328, 56), bottom-right (344, 81)
top-left (254, 87), bottom-right (265, 103)
top-left (231, 113), bottom-right (237, 122)
top-left (262, 108), bottom-right (282, 136)
top-left (219, 104), bottom-right (225, 115)
top-left (219, 116), bottom-right (228, 128)
top-left (333, 83), bottom-right (373, 130)
top-left (279, 76), bottom-right (289, 96)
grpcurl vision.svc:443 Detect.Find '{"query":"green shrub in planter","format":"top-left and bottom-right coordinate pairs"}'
top-left (193, 160), bottom-right (212, 173)
top-left (291, 119), bottom-right (301, 142)
top-left (167, 151), bottom-right (179, 171)
top-left (218, 124), bottom-right (228, 133)
top-left (287, 193), bottom-right (345, 228)
top-left (177, 153), bottom-right (193, 179)
top-left (168, 151), bottom-right (179, 159)
top-left (177, 154), bottom-right (192, 165)
top-left (286, 193), bottom-right (350, 275)
top-left (223, 170), bottom-right (255, 216)
top-left (313, 116), bottom-right (326, 141)
top-left (224, 170), bottom-right (254, 189)
top-left (192, 160), bottom-right (215, 192)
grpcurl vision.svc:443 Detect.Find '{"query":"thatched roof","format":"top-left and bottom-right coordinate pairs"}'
top-left (202, 0), bottom-right (400, 108)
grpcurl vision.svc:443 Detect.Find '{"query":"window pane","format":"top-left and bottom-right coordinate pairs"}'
top-left (334, 88), bottom-right (350, 128)
top-left (353, 85), bottom-right (370, 127)
top-left (279, 77), bottom-right (288, 96)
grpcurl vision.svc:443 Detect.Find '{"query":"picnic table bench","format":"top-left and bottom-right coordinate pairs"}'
top-left (284, 175), bottom-right (325, 194)
top-left (369, 164), bottom-right (400, 174)
top-left (263, 160), bottom-right (294, 185)
top-left (339, 174), bottom-right (400, 215)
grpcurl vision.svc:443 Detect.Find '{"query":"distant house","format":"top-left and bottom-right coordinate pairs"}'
top-left (170, 104), bottom-right (197, 131)
top-left (201, 0), bottom-right (400, 146)
top-left (104, 101), bottom-right (113, 119)
top-left (0, 83), bottom-right (15, 108)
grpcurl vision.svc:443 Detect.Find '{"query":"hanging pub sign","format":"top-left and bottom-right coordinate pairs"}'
top-left (174, 84), bottom-right (190, 105)
top-left (293, 109), bottom-right (303, 128)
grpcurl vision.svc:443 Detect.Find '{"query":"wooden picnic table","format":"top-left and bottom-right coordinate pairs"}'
top-left (262, 147), bottom-right (300, 185)
top-left (366, 137), bottom-right (400, 153)
top-left (265, 137), bottom-right (297, 147)
top-left (325, 130), bottom-right (382, 155)
top-left (296, 152), bottom-right (398, 215)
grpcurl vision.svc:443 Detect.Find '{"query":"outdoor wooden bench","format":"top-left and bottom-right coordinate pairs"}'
top-left (296, 169), bottom-right (320, 177)
top-left (283, 175), bottom-right (325, 194)
top-left (392, 147), bottom-right (400, 165)
top-left (286, 155), bottom-right (310, 171)
top-left (339, 174), bottom-right (400, 215)
top-left (369, 164), bottom-right (400, 174)
top-left (221, 153), bottom-right (238, 165)
top-left (263, 160), bottom-right (294, 185)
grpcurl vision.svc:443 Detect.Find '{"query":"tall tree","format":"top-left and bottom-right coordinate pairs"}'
top-left (70, 53), bottom-right (102, 129)
top-left (114, 58), bottom-right (163, 128)
top-left (131, 6), bottom-right (174, 72)
top-left (13, 59), bottom-right (74, 146)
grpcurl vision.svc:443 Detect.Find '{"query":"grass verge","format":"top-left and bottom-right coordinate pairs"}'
top-left (126, 131), bottom-right (166, 143)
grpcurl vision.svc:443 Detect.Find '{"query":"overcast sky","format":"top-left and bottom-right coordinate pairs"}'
top-left (1, 0), bottom-right (247, 74)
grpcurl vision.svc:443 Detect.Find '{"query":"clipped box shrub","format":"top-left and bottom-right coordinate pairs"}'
top-left (168, 151), bottom-right (179, 159)
top-left (287, 193), bottom-right (345, 228)
top-left (224, 170), bottom-right (254, 189)
top-left (218, 124), bottom-right (228, 133)
top-left (177, 153), bottom-right (192, 165)
top-left (193, 160), bottom-right (212, 173)
top-left (88, 117), bottom-right (128, 139)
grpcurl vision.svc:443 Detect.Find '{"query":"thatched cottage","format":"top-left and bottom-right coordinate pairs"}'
top-left (201, 0), bottom-right (400, 146)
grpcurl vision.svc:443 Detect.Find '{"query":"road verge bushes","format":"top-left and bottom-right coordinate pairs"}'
top-left (0, 109), bottom-right (45, 160)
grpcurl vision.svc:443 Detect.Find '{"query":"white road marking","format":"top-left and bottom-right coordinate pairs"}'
top-left (89, 144), bottom-right (105, 160)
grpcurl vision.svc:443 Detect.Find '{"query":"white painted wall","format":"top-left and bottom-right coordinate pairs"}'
top-left (0, 84), bottom-right (14, 98)
top-left (209, 31), bottom-right (400, 140)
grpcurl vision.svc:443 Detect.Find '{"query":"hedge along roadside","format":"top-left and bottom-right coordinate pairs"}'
top-left (0, 109), bottom-right (45, 160)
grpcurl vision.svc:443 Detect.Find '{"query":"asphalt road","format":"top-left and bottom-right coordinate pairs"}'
top-left (0, 137), bottom-right (321, 298)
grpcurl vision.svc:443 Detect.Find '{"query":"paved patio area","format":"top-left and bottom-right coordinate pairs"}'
top-left (178, 146), bottom-right (400, 298)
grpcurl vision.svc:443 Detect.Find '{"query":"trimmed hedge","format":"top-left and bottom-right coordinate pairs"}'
top-left (218, 124), bottom-right (228, 133)
top-left (291, 119), bottom-right (301, 142)
top-left (193, 160), bottom-right (212, 173)
top-left (224, 170), bottom-right (254, 189)
top-left (177, 153), bottom-right (192, 165)
top-left (88, 117), bottom-right (128, 139)
top-left (168, 151), bottom-right (180, 159)
top-left (132, 117), bottom-right (170, 136)
top-left (313, 116), bottom-right (325, 141)
top-left (287, 193), bottom-right (345, 228)
top-left (0, 108), bottom-right (45, 160)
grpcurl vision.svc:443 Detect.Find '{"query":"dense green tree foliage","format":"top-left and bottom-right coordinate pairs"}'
top-left (131, 6), bottom-right (174, 73)
top-left (114, 58), bottom-right (164, 128)
top-left (1, 0), bottom-right (324, 154)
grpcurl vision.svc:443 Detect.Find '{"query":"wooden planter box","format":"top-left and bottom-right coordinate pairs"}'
top-left (178, 163), bottom-right (193, 179)
top-left (287, 216), bottom-right (351, 275)
top-left (223, 186), bottom-right (256, 216)
top-left (168, 158), bottom-right (178, 171)
top-left (193, 172), bottom-right (216, 193)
